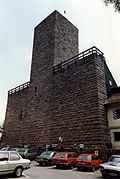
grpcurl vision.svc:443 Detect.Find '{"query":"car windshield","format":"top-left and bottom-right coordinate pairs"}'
top-left (18, 148), bottom-right (26, 153)
top-left (54, 153), bottom-right (66, 158)
top-left (77, 155), bottom-right (91, 161)
top-left (0, 147), bottom-right (9, 151)
top-left (41, 151), bottom-right (53, 156)
top-left (109, 156), bottom-right (120, 163)
top-left (9, 148), bottom-right (18, 151)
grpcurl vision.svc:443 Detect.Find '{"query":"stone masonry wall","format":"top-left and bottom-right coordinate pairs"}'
top-left (2, 11), bottom-right (79, 149)
top-left (2, 11), bottom-right (111, 154)
top-left (27, 10), bottom-right (79, 148)
top-left (2, 53), bottom-right (110, 151)
top-left (50, 54), bottom-right (110, 150)
top-left (2, 87), bottom-right (30, 146)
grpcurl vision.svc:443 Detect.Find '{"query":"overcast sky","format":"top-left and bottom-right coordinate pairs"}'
top-left (0, 0), bottom-right (120, 125)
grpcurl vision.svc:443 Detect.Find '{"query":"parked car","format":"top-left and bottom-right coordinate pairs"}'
top-left (35, 151), bottom-right (56, 166)
top-left (9, 147), bottom-right (20, 152)
top-left (99, 155), bottom-right (120, 178)
top-left (75, 154), bottom-right (103, 172)
top-left (0, 151), bottom-right (31, 177)
top-left (51, 151), bottom-right (77, 169)
top-left (0, 146), bottom-right (10, 151)
top-left (17, 148), bottom-right (38, 160)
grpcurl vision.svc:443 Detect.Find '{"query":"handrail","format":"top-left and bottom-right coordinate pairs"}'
top-left (8, 47), bottom-right (104, 95)
top-left (8, 81), bottom-right (30, 95)
top-left (53, 46), bottom-right (104, 71)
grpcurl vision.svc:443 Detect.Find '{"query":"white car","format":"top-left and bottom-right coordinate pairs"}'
top-left (0, 151), bottom-right (31, 177)
top-left (99, 155), bottom-right (120, 178)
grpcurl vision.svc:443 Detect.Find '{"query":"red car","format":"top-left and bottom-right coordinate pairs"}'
top-left (52, 151), bottom-right (77, 169)
top-left (75, 154), bottom-right (103, 171)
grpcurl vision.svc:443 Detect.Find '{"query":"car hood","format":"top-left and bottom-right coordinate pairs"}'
top-left (100, 162), bottom-right (120, 171)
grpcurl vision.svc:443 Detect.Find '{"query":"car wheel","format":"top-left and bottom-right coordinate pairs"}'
top-left (70, 162), bottom-right (75, 169)
top-left (101, 172), bottom-right (107, 178)
top-left (77, 167), bottom-right (80, 171)
top-left (56, 164), bottom-right (60, 168)
top-left (14, 167), bottom-right (23, 177)
top-left (91, 166), bottom-right (95, 172)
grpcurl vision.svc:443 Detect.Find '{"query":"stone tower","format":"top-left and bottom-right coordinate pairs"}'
top-left (2, 10), bottom-right (117, 156)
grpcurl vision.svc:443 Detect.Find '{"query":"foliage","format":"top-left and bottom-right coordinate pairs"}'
top-left (103, 0), bottom-right (120, 12)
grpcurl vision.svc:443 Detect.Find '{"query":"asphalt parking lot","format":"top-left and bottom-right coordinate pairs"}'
top-left (1, 161), bottom-right (104, 179)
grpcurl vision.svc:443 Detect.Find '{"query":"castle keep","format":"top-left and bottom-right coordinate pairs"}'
top-left (2, 11), bottom-right (117, 153)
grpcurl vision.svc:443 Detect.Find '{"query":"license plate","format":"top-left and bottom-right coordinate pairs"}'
top-left (57, 161), bottom-right (61, 164)
top-left (79, 162), bottom-right (86, 165)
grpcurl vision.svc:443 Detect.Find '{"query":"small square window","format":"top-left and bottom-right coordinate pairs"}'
top-left (109, 80), bottom-right (112, 86)
top-left (114, 132), bottom-right (120, 141)
top-left (113, 109), bottom-right (120, 119)
top-left (19, 110), bottom-right (25, 119)
top-left (35, 87), bottom-right (37, 93)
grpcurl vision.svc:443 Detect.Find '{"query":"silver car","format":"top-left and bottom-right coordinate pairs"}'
top-left (0, 151), bottom-right (31, 177)
top-left (99, 155), bottom-right (120, 178)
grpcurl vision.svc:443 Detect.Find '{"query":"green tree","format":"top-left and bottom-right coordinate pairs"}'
top-left (103, 0), bottom-right (120, 12)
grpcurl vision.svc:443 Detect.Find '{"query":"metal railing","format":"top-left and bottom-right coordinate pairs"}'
top-left (8, 81), bottom-right (30, 95)
top-left (8, 47), bottom-right (104, 95)
top-left (53, 46), bottom-right (104, 71)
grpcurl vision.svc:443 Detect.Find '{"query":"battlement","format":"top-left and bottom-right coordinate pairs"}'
top-left (8, 81), bottom-right (30, 95)
top-left (53, 46), bottom-right (104, 73)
